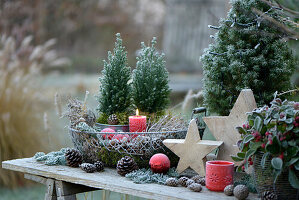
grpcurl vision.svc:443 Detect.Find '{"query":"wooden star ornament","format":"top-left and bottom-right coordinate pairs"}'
top-left (203, 89), bottom-right (257, 163)
top-left (163, 119), bottom-right (223, 176)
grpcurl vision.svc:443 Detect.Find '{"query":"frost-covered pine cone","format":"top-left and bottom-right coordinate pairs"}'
top-left (186, 179), bottom-right (195, 187)
top-left (65, 148), bottom-right (83, 167)
top-left (116, 156), bottom-right (138, 176)
top-left (80, 163), bottom-right (96, 173)
top-left (196, 177), bottom-right (206, 186)
top-left (108, 114), bottom-right (119, 125)
top-left (94, 161), bottom-right (104, 172)
top-left (178, 177), bottom-right (189, 187)
top-left (165, 178), bottom-right (178, 187)
top-left (188, 183), bottom-right (202, 192)
top-left (224, 184), bottom-right (234, 196)
top-left (191, 175), bottom-right (203, 182)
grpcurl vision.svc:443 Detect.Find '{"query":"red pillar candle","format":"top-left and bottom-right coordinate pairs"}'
top-left (129, 109), bottom-right (146, 132)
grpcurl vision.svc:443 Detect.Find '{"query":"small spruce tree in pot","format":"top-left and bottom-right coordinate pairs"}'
top-left (201, 0), bottom-right (296, 116)
top-left (132, 38), bottom-right (171, 115)
top-left (98, 33), bottom-right (132, 125)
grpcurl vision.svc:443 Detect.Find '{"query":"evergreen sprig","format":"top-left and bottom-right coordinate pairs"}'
top-left (201, 0), bottom-right (297, 115)
top-left (98, 33), bottom-right (131, 115)
top-left (133, 38), bottom-right (171, 114)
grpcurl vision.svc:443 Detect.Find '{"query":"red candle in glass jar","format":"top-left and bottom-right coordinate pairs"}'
top-left (129, 109), bottom-right (146, 132)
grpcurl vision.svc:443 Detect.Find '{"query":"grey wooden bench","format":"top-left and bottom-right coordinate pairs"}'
top-left (2, 158), bottom-right (258, 200)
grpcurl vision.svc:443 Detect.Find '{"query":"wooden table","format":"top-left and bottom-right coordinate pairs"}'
top-left (2, 158), bottom-right (258, 200)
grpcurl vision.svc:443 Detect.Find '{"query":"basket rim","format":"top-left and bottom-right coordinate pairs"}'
top-left (69, 127), bottom-right (187, 135)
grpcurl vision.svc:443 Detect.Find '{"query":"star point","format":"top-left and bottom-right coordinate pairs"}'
top-left (203, 89), bottom-right (257, 163)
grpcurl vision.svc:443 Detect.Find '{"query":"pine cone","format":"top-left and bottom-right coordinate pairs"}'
top-left (224, 184), bottom-right (234, 196)
top-left (108, 114), bottom-right (119, 125)
top-left (80, 163), bottom-right (96, 173)
top-left (186, 179), bottom-right (195, 187)
top-left (261, 191), bottom-right (277, 200)
top-left (65, 148), bottom-right (83, 167)
top-left (94, 161), bottom-right (104, 172)
top-left (191, 175), bottom-right (203, 182)
top-left (187, 183), bottom-right (202, 192)
top-left (178, 177), bottom-right (189, 187)
top-left (196, 177), bottom-right (205, 186)
top-left (116, 156), bottom-right (138, 176)
top-left (165, 178), bottom-right (178, 187)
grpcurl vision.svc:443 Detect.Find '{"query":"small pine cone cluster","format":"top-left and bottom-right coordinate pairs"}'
top-left (108, 114), bottom-right (118, 125)
top-left (178, 177), bottom-right (189, 187)
top-left (165, 178), bottom-right (179, 187)
top-left (187, 183), bottom-right (202, 192)
top-left (80, 161), bottom-right (105, 173)
top-left (116, 156), bottom-right (138, 176)
top-left (80, 163), bottom-right (96, 173)
top-left (65, 148), bottom-right (83, 167)
top-left (224, 184), bottom-right (234, 196)
top-left (261, 191), bottom-right (277, 200)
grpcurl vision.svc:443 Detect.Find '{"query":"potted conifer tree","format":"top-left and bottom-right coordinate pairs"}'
top-left (97, 33), bottom-right (132, 131)
top-left (132, 37), bottom-right (171, 119)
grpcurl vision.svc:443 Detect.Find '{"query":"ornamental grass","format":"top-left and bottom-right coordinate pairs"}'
top-left (0, 35), bottom-right (69, 188)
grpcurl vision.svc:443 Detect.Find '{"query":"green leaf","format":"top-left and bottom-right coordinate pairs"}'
top-left (288, 146), bottom-right (299, 157)
top-left (249, 119), bottom-right (254, 127)
top-left (271, 157), bottom-right (283, 170)
top-left (237, 152), bottom-right (245, 158)
top-left (287, 158), bottom-right (299, 167)
top-left (261, 152), bottom-right (270, 169)
top-left (253, 116), bottom-right (262, 132)
top-left (288, 140), bottom-right (297, 146)
top-left (245, 149), bottom-right (256, 161)
top-left (289, 169), bottom-right (299, 189)
top-left (236, 165), bottom-right (243, 172)
top-left (243, 135), bottom-right (254, 143)
top-left (231, 156), bottom-right (244, 162)
top-left (286, 124), bottom-right (294, 131)
top-left (285, 118), bottom-right (293, 124)
top-left (295, 161), bottom-right (299, 170)
top-left (266, 136), bottom-right (281, 154)
top-left (249, 141), bottom-right (262, 151)
top-left (236, 127), bottom-right (246, 134)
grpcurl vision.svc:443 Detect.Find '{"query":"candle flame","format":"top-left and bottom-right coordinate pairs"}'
top-left (136, 109), bottom-right (139, 116)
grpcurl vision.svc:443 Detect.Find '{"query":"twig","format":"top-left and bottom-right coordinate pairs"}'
top-left (277, 88), bottom-right (299, 96)
top-left (252, 8), bottom-right (299, 40)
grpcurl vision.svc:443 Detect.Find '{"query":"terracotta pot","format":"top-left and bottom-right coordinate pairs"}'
top-left (206, 160), bottom-right (234, 191)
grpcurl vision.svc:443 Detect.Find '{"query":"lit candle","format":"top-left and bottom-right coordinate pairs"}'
top-left (129, 109), bottom-right (146, 132)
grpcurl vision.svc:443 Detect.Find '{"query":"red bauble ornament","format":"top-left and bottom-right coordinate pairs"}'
top-left (149, 153), bottom-right (170, 173)
top-left (101, 128), bottom-right (115, 140)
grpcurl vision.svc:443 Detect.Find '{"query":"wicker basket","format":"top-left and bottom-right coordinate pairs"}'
top-left (69, 128), bottom-right (186, 167)
top-left (253, 151), bottom-right (299, 200)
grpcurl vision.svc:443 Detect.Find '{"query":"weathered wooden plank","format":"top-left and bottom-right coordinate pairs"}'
top-left (25, 173), bottom-right (48, 185)
top-left (2, 158), bottom-right (258, 200)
